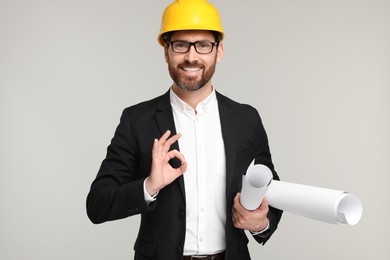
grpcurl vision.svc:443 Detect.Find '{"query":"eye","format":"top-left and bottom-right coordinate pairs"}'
top-left (174, 41), bottom-right (188, 48)
top-left (197, 42), bottom-right (211, 49)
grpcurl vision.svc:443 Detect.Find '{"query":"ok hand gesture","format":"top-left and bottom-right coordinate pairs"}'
top-left (145, 130), bottom-right (187, 196)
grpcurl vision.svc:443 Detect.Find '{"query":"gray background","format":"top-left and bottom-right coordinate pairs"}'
top-left (1, 0), bottom-right (389, 259)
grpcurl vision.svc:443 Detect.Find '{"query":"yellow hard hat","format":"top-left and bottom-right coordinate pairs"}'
top-left (158, 0), bottom-right (224, 46)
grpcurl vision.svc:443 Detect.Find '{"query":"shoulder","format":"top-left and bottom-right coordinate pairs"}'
top-left (122, 91), bottom-right (170, 115)
top-left (115, 91), bottom-right (171, 129)
top-left (216, 91), bottom-right (260, 119)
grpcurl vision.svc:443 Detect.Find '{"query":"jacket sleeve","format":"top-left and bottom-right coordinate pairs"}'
top-left (252, 108), bottom-right (283, 245)
top-left (86, 108), bottom-right (155, 224)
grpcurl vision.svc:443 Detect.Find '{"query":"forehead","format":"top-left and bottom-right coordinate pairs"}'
top-left (171, 30), bottom-right (215, 41)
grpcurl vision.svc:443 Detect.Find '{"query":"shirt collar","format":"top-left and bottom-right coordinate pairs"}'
top-left (170, 87), bottom-right (217, 116)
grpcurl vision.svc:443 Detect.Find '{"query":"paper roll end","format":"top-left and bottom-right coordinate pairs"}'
top-left (336, 193), bottom-right (363, 225)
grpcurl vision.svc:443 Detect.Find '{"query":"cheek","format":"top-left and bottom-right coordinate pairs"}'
top-left (166, 53), bottom-right (180, 67)
top-left (164, 48), bottom-right (170, 63)
top-left (164, 55), bottom-right (168, 64)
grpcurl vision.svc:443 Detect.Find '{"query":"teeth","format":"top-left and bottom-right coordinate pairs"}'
top-left (182, 67), bottom-right (201, 72)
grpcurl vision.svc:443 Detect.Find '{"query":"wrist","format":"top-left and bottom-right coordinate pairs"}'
top-left (251, 220), bottom-right (270, 234)
top-left (145, 177), bottom-right (159, 196)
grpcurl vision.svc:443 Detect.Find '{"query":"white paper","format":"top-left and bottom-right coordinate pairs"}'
top-left (240, 164), bottom-right (273, 210)
top-left (267, 180), bottom-right (363, 225)
top-left (240, 164), bottom-right (363, 225)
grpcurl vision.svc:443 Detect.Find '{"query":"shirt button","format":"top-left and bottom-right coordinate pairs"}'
top-left (199, 237), bottom-right (203, 243)
top-left (200, 207), bottom-right (205, 213)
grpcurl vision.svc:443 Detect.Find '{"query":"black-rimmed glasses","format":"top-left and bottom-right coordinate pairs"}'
top-left (169, 41), bottom-right (219, 54)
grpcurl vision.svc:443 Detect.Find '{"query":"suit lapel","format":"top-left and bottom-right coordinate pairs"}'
top-left (155, 90), bottom-right (186, 201)
top-left (155, 90), bottom-right (177, 137)
top-left (216, 92), bottom-right (238, 198)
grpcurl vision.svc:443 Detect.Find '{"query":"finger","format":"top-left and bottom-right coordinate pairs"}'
top-left (168, 150), bottom-right (187, 174)
top-left (233, 192), bottom-right (245, 213)
top-left (231, 205), bottom-right (244, 229)
top-left (152, 138), bottom-right (159, 154)
top-left (168, 149), bottom-right (186, 163)
top-left (231, 202), bottom-right (239, 222)
top-left (262, 196), bottom-right (269, 207)
top-left (162, 133), bottom-right (182, 152)
top-left (157, 130), bottom-right (172, 146)
top-left (179, 161), bottom-right (187, 174)
top-left (231, 210), bottom-right (238, 226)
top-left (154, 130), bottom-right (174, 154)
top-left (172, 162), bottom-right (187, 178)
top-left (152, 137), bottom-right (168, 157)
top-left (259, 196), bottom-right (269, 211)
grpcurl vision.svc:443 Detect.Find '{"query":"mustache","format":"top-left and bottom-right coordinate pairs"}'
top-left (178, 61), bottom-right (203, 67)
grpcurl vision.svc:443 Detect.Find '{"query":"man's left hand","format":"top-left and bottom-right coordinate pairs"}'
top-left (232, 192), bottom-right (269, 232)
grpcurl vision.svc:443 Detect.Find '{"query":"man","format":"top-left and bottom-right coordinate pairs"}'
top-left (86, 0), bottom-right (282, 259)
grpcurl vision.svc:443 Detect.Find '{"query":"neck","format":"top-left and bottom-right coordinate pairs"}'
top-left (172, 84), bottom-right (213, 110)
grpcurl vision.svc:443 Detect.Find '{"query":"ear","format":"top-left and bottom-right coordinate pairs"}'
top-left (216, 42), bottom-right (224, 63)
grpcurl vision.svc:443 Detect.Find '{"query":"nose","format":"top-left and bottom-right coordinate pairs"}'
top-left (184, 45), bottom-right (198, 62)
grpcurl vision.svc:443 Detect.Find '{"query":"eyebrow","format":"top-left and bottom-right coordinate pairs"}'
top-left (170, 39), bottom-right (214, 42)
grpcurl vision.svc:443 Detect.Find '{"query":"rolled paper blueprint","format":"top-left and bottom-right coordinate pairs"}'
top-left (240, 164), bottom-right (273, 210)
top-left (267, 181), bottom-right (363, 225)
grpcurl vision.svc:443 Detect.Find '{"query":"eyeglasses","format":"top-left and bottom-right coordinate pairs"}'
top-left (169, 41), bottom-right (219, 54)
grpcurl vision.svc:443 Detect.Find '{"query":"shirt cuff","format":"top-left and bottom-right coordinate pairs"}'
top-left (143, 177), bottom-right (158, 204)
top-left (250, 221), bottom-right (270, 236)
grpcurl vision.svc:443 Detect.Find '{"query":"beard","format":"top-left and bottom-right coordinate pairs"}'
top-left (168, 59), bottom-right (217, 92)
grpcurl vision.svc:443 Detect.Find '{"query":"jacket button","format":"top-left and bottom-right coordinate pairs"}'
top-left (177, 246), bottom-right (183, 253)
top-left (178, 209), bottom-right (185, 218)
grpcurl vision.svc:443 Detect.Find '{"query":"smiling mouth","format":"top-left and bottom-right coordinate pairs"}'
top-left (181, 67), bottom-right (202, 72)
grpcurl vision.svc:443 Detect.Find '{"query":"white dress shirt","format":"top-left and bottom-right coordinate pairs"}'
top-left (143, 88), bottom-right (270, 255)
top-left (170, 87), bottom-right (226, 255)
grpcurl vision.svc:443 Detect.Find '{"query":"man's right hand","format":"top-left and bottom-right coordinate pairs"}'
top-left (145, 130), bottom-right (187, 196)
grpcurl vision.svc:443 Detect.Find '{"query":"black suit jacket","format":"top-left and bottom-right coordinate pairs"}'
top-left (87, 90), bottom-right (282, 260)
